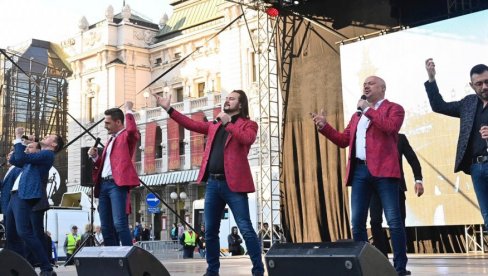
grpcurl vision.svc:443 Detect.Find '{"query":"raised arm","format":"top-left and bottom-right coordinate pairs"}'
top-left (424, 58), bottom-right (462, 117)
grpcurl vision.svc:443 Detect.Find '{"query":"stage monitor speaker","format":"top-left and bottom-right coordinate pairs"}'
top-left (0, 248), bottom-right (37, 276)
top-left (265, 241), bottom-right (397, 276)
top-left (75, 246), bottom-right (170, 276)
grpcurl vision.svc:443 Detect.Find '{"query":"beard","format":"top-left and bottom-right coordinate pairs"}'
top-left (224, 105), bottom-right (239, 114)
top-left (477, 89), bottom-right (488, 101)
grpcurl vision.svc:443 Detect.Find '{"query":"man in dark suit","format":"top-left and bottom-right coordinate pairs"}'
top-left (369, 133), bottom-right (424, 256)
top-left (6, 127), bottom-right (64, 276)
top-left (0, 151), bottom-right (22, 226)
top-left (312, 76), bottom-right (409, 275)
top-left (155, 90), bottom-right (264, 276)
top-left (88, 101), bottom-right (140, 246)
top-left (425, 59), bottom-right (488, 231)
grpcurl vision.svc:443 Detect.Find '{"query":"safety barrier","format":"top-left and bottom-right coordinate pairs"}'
top-left (136, 240), bottom-right (183, 259)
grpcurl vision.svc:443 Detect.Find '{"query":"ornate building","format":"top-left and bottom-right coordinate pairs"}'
top-left (63, 1), bottom-right (261, 240)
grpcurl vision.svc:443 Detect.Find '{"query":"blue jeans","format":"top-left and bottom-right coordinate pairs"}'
top-left (470, 163), bottom-right (488, 230)
top-left (98, 179), bottom-right (132, 246)
top-left (204, 177), bottom-right (264, 276)
top-left (350, 164), bottom-right (407, 272)
top-left (6, 193), bottom-right (53, 272)
top-left (370, 189), bottom-right (407, 256)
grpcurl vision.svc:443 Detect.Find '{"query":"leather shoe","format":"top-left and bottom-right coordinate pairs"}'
top-left (398, 270), bottom-right (411, 276)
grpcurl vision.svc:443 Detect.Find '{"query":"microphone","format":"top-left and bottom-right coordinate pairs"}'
top-left (213, 117), bottom-right (221, 124)
top-left (356, 95), bottom-right (367, 116)
top-left (93, 137), bottom-right (101, 148)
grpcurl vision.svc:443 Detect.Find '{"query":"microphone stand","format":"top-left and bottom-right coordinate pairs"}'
top-left (63, 165), bottom-right (97, 266)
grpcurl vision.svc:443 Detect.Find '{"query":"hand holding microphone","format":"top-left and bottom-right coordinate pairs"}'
top-left (213, 112), bottom-right (230, 125)
top-left (356, 95), bottom-right (368, 116)
top-left (87, 137), bottom-right (101, 158)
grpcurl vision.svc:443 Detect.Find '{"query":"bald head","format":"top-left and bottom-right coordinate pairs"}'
top-left (363, 76), bottom-right (386, 105)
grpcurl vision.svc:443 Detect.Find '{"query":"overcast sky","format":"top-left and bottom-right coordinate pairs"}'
top-left (0, 0), bottom-right (173, 48)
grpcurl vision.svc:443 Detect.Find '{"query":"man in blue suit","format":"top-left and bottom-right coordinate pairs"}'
top-left (5, 127), bottom-right (64, 276)
top-left (0, 151), bottom-right (22, 226)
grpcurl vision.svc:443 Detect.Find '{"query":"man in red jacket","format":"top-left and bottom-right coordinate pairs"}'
top-left (88, 101), bottom-right (140, 246)
top-left (311, 76), bottom-right (409, 275)
top-left (155, 90), bottom-right (264, 276)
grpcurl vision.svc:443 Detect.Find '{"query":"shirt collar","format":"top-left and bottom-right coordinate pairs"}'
top-left (112, 128), bottom-right (125, 138)
top-left (373, 99), bottom-right (385, 109)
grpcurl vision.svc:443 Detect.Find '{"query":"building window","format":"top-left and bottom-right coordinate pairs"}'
top-left (155, 58), bottom-right (162, 66)
top-left (179, 126), bottom-right (185, 155)
top-left (250, 52), bottom-right (257, 83)
top-left (156, 126), bottom-right (163, 158)
top-left (176, 87), bottom-right (184, 102)
top-left (197, 82), bottom-right (205, 98)
top-left (88, 97), bottom-right (95, 123)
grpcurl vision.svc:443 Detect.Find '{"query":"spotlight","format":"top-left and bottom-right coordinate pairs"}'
top-left (266, 7), bottom-right (280, 17)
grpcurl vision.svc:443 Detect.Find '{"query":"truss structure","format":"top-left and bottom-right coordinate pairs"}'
top-left (0, 46), bottom-right (69, 193)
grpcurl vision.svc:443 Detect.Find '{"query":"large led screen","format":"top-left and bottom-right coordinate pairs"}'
top-left (340, 10), bottom-right (488, 226)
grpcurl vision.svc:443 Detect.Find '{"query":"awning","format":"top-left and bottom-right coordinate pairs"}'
top-left (68, 169), bottom-right (200, 193)
top-left (139, 169), bottom-right (200, 186)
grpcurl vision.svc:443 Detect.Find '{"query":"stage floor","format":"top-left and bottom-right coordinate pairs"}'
top-left (40, 254), bottom-right (488, 275)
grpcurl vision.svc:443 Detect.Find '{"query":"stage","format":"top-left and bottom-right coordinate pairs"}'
top-left (39, 254), bottom-right (488, 275)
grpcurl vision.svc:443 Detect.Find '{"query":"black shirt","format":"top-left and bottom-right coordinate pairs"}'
top-left (469, 98), bottom-right (488, 158)
top-left (167, 107), bottom-right (239, 175)
top-left (207, 115), bottom-right (239, 174)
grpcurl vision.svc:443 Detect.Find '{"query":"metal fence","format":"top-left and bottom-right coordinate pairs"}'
top-left (136, 240), bottom-right (183, 259)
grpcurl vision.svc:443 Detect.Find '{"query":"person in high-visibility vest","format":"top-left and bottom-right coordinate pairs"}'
top-left (179, 226), bottom-right (196, 259)
top-left (63, 225), bottom-right (80, 265)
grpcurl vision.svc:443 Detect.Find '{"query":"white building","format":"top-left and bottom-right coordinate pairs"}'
top-left (63, 0), bottom-right (261, 240)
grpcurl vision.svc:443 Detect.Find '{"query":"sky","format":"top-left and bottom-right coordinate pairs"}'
top-left (0, 0), bottom-right (173, 48)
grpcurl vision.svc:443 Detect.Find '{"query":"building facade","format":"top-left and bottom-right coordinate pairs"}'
top-left (63, 1), bottom-right (262, 240)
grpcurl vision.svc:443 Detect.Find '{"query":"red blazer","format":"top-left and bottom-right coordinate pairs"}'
top-left (170, 109), bottom-right (258, 193)
top-left (93, 112), bottom-right (141, 197)
top-left (319, 99), bottom-right (404, 186)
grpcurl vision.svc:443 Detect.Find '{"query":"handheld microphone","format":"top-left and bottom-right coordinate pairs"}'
top-left (356, 95), bottom-right (367, 116)
top-left (213, 117), bottom-right (221, 124)
top-left (93, 137), bottom-right (101, 148)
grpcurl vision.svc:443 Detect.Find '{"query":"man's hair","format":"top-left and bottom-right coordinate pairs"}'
top-left (232, 90), bottom-right (250, 119)
top-left (470, 64), bottom-right (488, 78)
top-left (105, 108), bottom-right (125, 124)
top-left (35, 142), bottom-right (41, 150)
top-left (54, 135), bottom-right (65, 153)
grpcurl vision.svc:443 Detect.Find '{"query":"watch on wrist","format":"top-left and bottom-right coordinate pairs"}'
top-left (415, 180), bottom-right (423, 184)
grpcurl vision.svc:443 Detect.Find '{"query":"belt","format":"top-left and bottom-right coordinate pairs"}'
top-left (209, 173), bottom-right (226, 181)
top-left (101, 175), bottom-right (114, 181)
top-left (473, 156), bottom-right (488, 164)
top-left (355, 158), bottom-right (367, 165)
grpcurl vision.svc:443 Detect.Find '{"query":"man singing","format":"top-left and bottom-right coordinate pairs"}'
top-left (311, 76), bottom-right (409, 275)
top-left (6, 127), bottom-right (64, 276)
top-left (155, 90), bottom-right (264, 276)
top-left (88, 101), bottom-right (140, 246)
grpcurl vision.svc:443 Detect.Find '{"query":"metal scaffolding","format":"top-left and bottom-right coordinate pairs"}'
top-left (0, 41), bottom-right (70, 203)
top-left (255, 6), bottom-right (282, 250)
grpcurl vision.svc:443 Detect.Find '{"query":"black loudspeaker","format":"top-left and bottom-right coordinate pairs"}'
top-left (75, 246), bottom-right (170, 276)
top-left (0, 248), bottom-right (37, 276)
top-left (265, 241), bottom-right (397, 276)
top-left (80, 147), bottom-right (94, 187)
